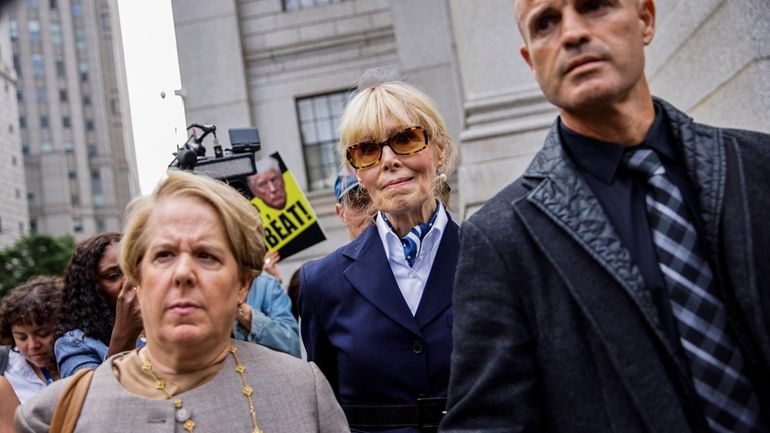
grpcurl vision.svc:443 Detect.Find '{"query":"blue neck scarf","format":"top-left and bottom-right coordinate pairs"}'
top-left (382, 203), bottom-right (440, 267)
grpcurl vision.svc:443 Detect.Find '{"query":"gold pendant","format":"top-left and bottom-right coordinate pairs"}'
top-left (183, 419), bottom-right (196, 432)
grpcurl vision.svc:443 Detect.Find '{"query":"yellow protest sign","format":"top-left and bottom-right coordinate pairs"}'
top-left (248, 152), bottom-right (326, 258)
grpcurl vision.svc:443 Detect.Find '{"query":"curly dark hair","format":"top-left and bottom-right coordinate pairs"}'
top-left (0, 276), bottom-right (63, 348)
top-left (56, 232), bottom-right (122, 345)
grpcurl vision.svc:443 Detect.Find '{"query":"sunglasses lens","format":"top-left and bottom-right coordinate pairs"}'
top-left (390, 127), bottom-right (427, 155)
top-left (347, 127), bottom-right (428, 168)
top-left (348, 141), bottom-right (381, 168)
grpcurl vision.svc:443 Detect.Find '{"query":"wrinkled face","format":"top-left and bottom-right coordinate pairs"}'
top-left (97, 242), bottom-right (124, 308)
top-left (12, 322), bottom-right (56, 369)
top-left (354, 117), bottom-right (443, 219)
top-left (517, 0), bottom-right (655, 111)
top-left (136, 196), bottom-right (249, 349)
top-left (248, 168), bottom-right (287, 210)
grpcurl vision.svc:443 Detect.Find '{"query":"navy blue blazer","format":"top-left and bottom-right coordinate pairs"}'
top-left (299, 218), bottom-right (459, 431)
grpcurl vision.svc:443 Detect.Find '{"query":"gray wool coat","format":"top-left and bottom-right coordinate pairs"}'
top-left (16, 340), bottom-right (350, 433)
top-left (440, 99), bottom-right (770, 433)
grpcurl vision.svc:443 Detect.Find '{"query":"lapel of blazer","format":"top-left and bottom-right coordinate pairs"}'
top-left (342, 225), bottom-right (423, 337)
top-left (521, 121), bottom-right (687, 372)
top-left (414, 218), bottom-right (459, 328)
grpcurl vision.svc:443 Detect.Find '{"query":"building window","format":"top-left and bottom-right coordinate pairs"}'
top-left (91, 168), bottom-right (103, 203)
top-left (29, 20), bottom-right (41, 43)
top-left (64, 143), bottom-right (74, 153)
top-left (22, 142), bottom-right (30, 154)
top-left (49, 0), bottom-right (57, 9)
top-left (75, 28), bottom-right (86, 50)
top-left (83, 95), bottom-right (91, 105)
top-left (36, 88), bottom-right (47, 102)
top-left (59, 89), bottom-right (68, 101)
top-left (72, 217), bottom-right (83, 232)
top-left (86, 119), bottom-right (94, 130)
top-left (10, 21), bottom-right (18, 41)
top-left (95, 218), bottom-right (105, 232)
top-left (283, 0), bottom-right (343, 12)
top-left (296, 91), bottom-right (349, 191)
top-left (30, 219), bottom-right (37, 233)
top-left (40, 116), bottom-right (49, 128)
top-left (79, 61), bottom-right (89, 75)
top-left (32, 54), bottom-right (44, 77)
top-left (100, 12), bottom-right (110, 30)
top-left (19, 117), bottom-right (27, 129)
top-left (17, 89), bottom-right (23, 101)
top-left (55, 58), bottom-right (65, 77)
top-left (27, 0), bottom-right (38, 8)
top-left (62, 116), bottom-right (71, 127)
top-left (41, 142), bottom-right (53, 152)
top-left (51, 23), bottom-right (62, 44)
top-left (71, 3), bottom-right (82, 17)
top-left (68, 169), bottom-right (76, 179)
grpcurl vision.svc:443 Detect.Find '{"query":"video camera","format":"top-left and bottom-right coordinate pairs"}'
top-left (169, 123), bottom-right (261, 198)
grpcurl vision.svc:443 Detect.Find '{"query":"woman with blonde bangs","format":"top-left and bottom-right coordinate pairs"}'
top-left (299, 73), bottom-right (459, 433)
top-left (16, 170), bottom-right (347, 433)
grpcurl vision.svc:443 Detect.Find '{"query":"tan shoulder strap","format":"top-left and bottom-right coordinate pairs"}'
top-left (50, 369), bottom-right (94, 433)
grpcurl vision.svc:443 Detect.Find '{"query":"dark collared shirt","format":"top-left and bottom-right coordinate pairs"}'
top-left (558, 103), bottom-right (704, 345)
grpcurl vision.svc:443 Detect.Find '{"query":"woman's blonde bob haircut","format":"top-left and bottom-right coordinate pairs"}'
top-left (338, 76), bottom-right (457, 203)
top-left (119, 170), bottom-right (266, 286)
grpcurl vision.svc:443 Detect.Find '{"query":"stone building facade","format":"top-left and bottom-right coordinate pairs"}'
top-left (8, 0), bottom-right (139, 240)
top-left (0, 2), bottom-right (29, 248)
top-left (172, 0), bottom-right (770, 276)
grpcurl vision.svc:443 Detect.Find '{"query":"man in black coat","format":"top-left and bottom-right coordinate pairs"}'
top-left (440, 0), bottom-right (770, 432)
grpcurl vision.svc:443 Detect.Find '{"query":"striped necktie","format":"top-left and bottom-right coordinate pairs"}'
top-left (624, 148), bottom-right (766, 433)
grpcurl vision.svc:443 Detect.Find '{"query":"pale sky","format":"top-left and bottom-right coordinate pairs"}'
top-left (116, 0), bottom-right (187, 194)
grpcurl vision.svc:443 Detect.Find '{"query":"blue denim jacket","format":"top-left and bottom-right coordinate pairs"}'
top-left (54, 329), bottom-right (108, 378)
top-left (233, 274), bottom-right (300, 358)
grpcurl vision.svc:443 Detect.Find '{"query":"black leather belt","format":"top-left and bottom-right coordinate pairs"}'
top-left (342, 397), bottom-right (447, 430)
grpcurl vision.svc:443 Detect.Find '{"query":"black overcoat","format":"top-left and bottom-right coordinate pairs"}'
top-left (440, 99), bottom-right (770, 433)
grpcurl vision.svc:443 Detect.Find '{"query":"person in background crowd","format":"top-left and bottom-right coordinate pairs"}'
top-left (286, 270), bottom-right (301, 320)
top-left (262, 250), bottom-right (283, 282)
top-left (0, 375), bottom-right (19, 433)
top-left (16, 170), bottom-right (348, 433)
top-left (334, 168), bottom-right (373, 241)
top-left (284, 171), bottom-right (373, 323)
top-left (300, 74), bottom-right (459, 433)
top-left (55, 233), bottom-right (143, 377)
top-left (248, 156), bottom-right (288, 210)
top-left (0, 276), bottom-right (62, 403)
top-left (233, 269), bottom-right (300, 357)
top-left (441, 0), bottom-right (770, 432)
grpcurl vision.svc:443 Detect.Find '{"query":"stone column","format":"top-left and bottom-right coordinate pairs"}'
top-left (448, 0), bottom-right (556, 218)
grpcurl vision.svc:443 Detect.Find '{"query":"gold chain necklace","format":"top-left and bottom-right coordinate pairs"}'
top-left (141, 345), bottom-right (263, 433)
